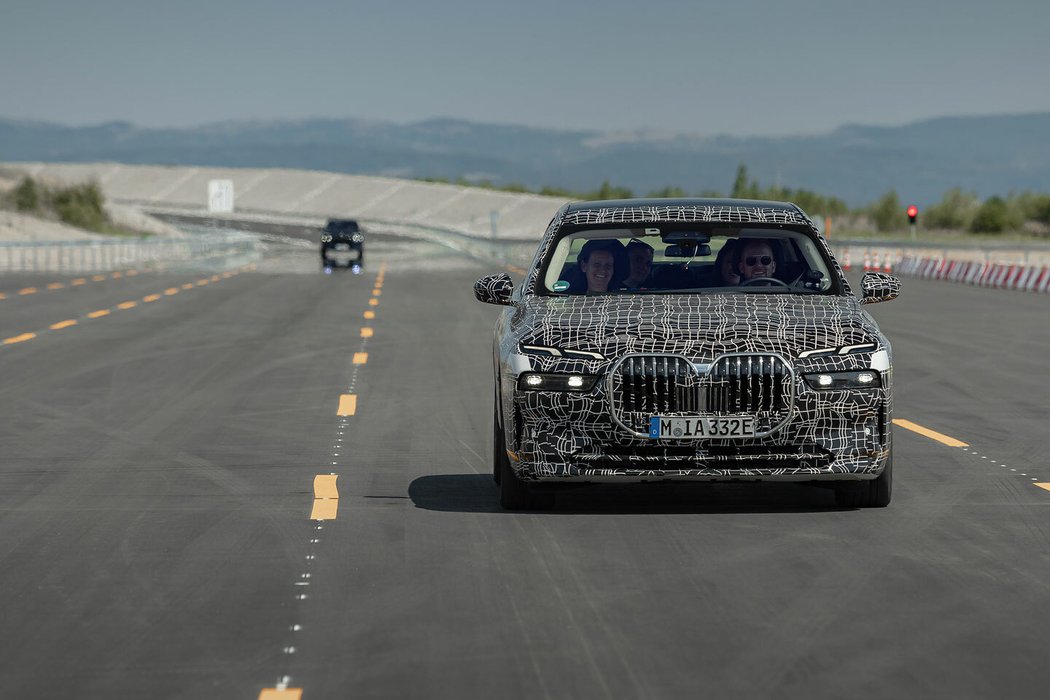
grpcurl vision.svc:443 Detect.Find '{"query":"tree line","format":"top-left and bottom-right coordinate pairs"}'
top-left (421, 165), bottom-right (1050, 235)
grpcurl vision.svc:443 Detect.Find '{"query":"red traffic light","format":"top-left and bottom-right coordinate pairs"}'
top-left (906, 205), bottom-right (918, 218)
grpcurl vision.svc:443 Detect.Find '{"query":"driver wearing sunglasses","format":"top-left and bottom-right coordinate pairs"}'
top-left (736, 239), bottom-right (778, 284)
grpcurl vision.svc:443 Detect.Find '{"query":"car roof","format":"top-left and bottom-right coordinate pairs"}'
top-left (560, 198), bottom-right (814, 229)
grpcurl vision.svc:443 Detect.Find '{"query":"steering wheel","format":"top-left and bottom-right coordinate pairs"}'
top-left (739, 276), bottom-right (788, 288)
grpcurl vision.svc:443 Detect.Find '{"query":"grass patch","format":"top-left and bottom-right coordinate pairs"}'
top-left (1, 176), bottom-right (149, 237)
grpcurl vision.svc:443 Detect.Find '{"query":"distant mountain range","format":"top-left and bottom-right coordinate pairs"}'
top-left (2, 113), bottom-right (1049, 207)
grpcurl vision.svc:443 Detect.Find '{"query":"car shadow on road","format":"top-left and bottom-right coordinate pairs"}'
top-left (408, 474), bottom-right (851, 514)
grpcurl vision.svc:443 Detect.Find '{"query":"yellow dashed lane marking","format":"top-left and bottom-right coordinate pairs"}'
top-left (311, 474), bottom-right (339, 520)
top-left (353, 352), bottom-right (368, 364)
top-left (310, 499), bottom-right (338, 520)
top-left (2, 270), bottom-right (241, 348)
top-left (893, 419), bottom-right (969, 447)
top-left (364, 310), bottom-right (375, 319)
top-left (313, 474), bottom-right (339, 499)
top-left (3, 333), bottom-right (36, 345)
top-left (111, 272), bottom-right (123, 279)
top-left (337, 394), bottom-right (357, 416)
top-left (371, 289), bottom-right (381, 297)
top-left (360, 327), bottom-right (373, 338)
top-left (368, 298), bottom-right (378, 306)
top-left (259, 689), bottom-right (302, 700)
top-left (1036, 484), bottom-right (1050, 493)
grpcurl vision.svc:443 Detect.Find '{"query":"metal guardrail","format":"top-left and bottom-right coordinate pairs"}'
top-left (0, 232), bottom-right (258, 274)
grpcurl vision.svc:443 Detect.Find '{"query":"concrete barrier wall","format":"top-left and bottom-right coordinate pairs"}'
top-left (7, 162), bottom-right (1050, 290)
top-left (0, 232), bottom-right (258, 273)
top-left (9, 162), bottom-right (568, 242)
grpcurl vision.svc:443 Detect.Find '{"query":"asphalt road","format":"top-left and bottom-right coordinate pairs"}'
top-left (1, 230), bottom-right (1049, 699)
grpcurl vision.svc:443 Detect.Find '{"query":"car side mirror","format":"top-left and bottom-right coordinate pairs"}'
top-left (474, 273), bottom-right (514, 305)
top-left (860, 272), bottom-right (901, 305)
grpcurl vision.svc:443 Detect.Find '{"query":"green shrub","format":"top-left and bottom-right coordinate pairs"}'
top-left (970, 196), bottom-right (1012, 233)
top-left (730, 164), bottom-right (760, 199)
top-left (51, 182), bottom-right (108, 231)
top-left (870, 190), bottom-right (905, 232)
top-left (14, 177), bottom-right (40, 211)
top-left (1033, 197), bottom-right (1050, 225)
top-left (585, 180), bottom-right (633, 201)
top-left (923, 188), bottom-right (979, 229)
top-left (1010, 192), bottom-right (1050, 225)
top-left (538, 185), bottom-right (578, 198)
top-left (647, 186), bottom-right (688, 198)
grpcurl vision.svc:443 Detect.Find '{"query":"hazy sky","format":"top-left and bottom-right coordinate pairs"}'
top-left (3, 0), bottom-right (1049, 136)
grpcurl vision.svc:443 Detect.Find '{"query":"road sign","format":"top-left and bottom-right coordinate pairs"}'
top-left (208, 180), bottom-right (234, 213)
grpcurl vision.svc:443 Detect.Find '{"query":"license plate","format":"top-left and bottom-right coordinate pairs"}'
top-left (649, 415), bottom-right (757, 439)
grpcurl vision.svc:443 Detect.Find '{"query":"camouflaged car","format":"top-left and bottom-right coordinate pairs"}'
top-left (474, 198), bottom-right (901, 510)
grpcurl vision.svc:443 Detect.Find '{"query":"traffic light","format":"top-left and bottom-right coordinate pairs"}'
top-left (906, 205), bottom-right (918, 225)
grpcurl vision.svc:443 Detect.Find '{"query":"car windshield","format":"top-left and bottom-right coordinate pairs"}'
top-left (325, 220), bottom-right (359, 234)
top-left (540, 227), bottom-right (835, 295)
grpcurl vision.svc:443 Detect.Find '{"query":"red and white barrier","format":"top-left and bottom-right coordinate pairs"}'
top-left (834, 244), bottom-right (1048, 295)
top-left (891, 255), bottom-right (1050, 294)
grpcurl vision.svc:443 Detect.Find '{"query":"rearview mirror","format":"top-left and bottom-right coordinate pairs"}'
top-left (664, 243), bottom-right (711, 258)
top-left (662, 231), bottom-right (711, 245)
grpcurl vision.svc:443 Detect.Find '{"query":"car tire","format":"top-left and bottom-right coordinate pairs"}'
top-left (500, 455), bottom-right (553, 511)
top-left (834, 449), bottom-right (892, 508)
top-left (495, 403), bottom-right (553, 511)
top-left (492, 390), bottom-right (503, 485)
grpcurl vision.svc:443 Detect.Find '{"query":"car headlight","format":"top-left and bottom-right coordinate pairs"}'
top-left (798, 343), bottom-right (877, 359)
top-left (520, 344), bottom-right (605, 361)
top-left (803, 371), bottom-right (882, 389)
top-left (517, 373), bottom-right (601, 392)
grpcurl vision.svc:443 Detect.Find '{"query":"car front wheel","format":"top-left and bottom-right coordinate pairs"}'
top-left (492, 390), bottom-right (502, 485)
top-left (834, 449), bottom-right (892, 508)
top-left (494, 402), bottom-right (553, 511)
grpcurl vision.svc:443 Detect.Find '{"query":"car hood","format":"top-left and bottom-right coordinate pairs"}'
top-left (514, 293), bottom-right (883, 362)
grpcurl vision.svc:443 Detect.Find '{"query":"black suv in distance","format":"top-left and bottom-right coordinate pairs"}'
top-left (321, 219), bottom-right (364, 270)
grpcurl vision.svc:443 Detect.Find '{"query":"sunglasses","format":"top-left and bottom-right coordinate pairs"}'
top-left (744, 255), bottom-right (773, 266)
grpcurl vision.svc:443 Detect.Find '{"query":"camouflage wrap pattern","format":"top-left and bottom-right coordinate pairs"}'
top-left (486, 200), bottom-right (894, 483)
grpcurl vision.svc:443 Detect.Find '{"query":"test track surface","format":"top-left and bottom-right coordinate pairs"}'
top-left (1, 234), bottom-right (1049, 699)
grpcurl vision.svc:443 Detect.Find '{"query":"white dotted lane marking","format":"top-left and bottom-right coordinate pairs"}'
top-left (959, 444), bottom-right (1046, 492)
top-left (262, 268), bottom-right (383, 699)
